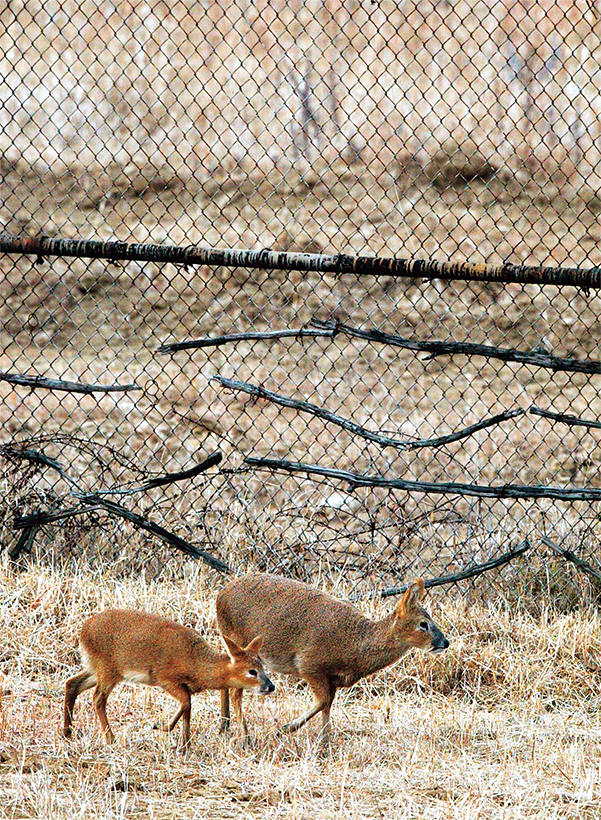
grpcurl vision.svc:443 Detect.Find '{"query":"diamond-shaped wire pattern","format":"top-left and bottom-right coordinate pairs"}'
top-left (1, 0), bottom-right (601, 601)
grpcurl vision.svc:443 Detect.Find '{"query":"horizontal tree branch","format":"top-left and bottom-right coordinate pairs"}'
top-left (158, 328), bottom-right (333, 353)
top-left (530, 406), bottom-right (601, 430)
top-left (542, 535), bottom-right (601, 584)
top-left (3, 233), bottom-right (601, 288)
top-left (245, 456), bottom-right (601, 501)
top-left (0, 371), bottom-right (140, 393)
top-left (353, 539), bottom-right (532, 600)
top-left (311, 318), bottom-right (601, 375)
top-left (214, 375), bottom-right (526, 450)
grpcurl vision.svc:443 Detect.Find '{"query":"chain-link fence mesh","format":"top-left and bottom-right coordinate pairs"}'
top-left (2, 0), bottom-right (601, 603)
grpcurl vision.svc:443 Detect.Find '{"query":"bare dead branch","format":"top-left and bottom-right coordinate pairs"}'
top-left (141, 452), bottom-right (223, 488)
top-left (12, 448), bottom-right (85, 490)
top-left (14, 505), bottom-right (103, 528)
top-left (245, 456), bottom-right (601, 500)
top-left (214, 375), bottom-right (526, 450)
top-left (8, 447), bottom-right (231, 573)
top-left (8, 523), bottom-right (40, 561)
top-left (79, 495), bottom-right (232, 573)
top-left (7, 446), bottom-right (222, 495)
top-left (530, 406), bottom-right (601, 430)
top-left (0, 371), bottom-right (140, 393)
top-left (101, 451), bottom-right (223, 494)
top-left (157, 328), bottom-right (333, 354)
top-left (4, 233), bottom-right (601, 289)
top-left (14, 496), bottom-right (232, 574)
top-left (311, 318), bottom-right (601, 375)
top-left (542, 535), bottom-right (601, 584)
top-left (352, 539), bottom-right (532, 600)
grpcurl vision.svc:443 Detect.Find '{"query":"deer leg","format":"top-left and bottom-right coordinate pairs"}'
top-left (153, 700), bottom-right (186, 734)
top-left (284, 675), bottom-right (337, 739)
top-left (319, 680), bottom-right (336, 735)
top-left (219, 689), bottom-right (231, 734)
top-left (231, 687), bottom-right (250, 744)
top-left (158, 681), bottom-right (192, 748)
top-left (93, 682), bottom-right (117, 744)
top-left (318, 679), bottom-right (337, 752)
top-left (63, 669), bottom-right (96, 738)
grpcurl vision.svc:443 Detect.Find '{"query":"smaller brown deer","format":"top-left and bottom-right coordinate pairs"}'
top-left (63, 609), bottom-right (274, 747)
top-left (217, 574), bottom-right (449, 747)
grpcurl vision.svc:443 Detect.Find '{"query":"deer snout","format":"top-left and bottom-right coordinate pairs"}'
top-left (430, 632), bottom-right (450, 653)
top-left (259, 676), bottom-right (275, 695)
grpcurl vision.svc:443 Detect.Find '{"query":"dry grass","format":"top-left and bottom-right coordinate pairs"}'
top-left (1, 556), bottom-right (601, 819)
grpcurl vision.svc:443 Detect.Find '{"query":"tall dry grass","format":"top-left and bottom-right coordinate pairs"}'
top-left (1, 555), bottom-right (600, 818)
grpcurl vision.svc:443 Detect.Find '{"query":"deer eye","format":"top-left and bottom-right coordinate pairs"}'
top-left (419, 621), bottom-right (430, 632)
top-left (248, 669), bottom-right (258, 677)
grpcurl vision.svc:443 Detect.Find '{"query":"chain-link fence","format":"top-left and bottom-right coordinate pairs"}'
top-left (2, 0), bottom-right (601, 603)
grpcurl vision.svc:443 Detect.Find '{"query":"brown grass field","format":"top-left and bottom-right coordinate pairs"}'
top-left (0, 556), bottom-right (600, 820)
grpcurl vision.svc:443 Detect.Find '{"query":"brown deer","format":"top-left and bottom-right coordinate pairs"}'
top-left (63, 608), bottom-right (274, 747)
top-left (216, 574), bottom-right (448, 746)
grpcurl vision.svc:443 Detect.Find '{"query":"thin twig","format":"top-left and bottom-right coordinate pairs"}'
top-left (245, 456), bottom-right (601, 500)
top-left (311, 318), bottom-right (601, 375)
top-left (530, 406), bottom-right (601, 430)
top-left (352, 539), bottom-right (532, 600)
top-left (0, 371), bottom-right (140, 393)
top-left (158, 329), bottom-right (333, 353)
top-left (214, 375), bottom-right (526, 450)
top-left (542, 535), bottom-right (601, 584)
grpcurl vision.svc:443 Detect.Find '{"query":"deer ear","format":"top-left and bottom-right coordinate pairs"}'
top-left (244, 635), bottom-right (263, 655)
top-left (222, 635), bottom-right (244, 660)
top-left (396, 579), bottom-right (425, 617)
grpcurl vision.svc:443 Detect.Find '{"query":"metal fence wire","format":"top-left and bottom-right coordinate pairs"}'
top-left (2, 0), bottom-right (601, 603)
